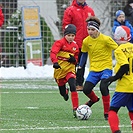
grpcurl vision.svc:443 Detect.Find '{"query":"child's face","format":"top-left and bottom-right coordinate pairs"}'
top-left (87, 27), bottom-right (99, 38)
top-left (117, 14), bottom-right (125, 24)
top-left (65, 34), bottom-right (75, 43)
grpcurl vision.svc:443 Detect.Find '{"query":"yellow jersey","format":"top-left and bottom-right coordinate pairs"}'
top-left (114, 42), bottom-right (133, 92)
top-left (81, 33), bottom-right (118, 71)
top-left (54, 51), bottom-right (76, 80)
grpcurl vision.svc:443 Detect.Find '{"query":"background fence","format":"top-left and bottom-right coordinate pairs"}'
top-left (0, 0), bottom-right (128, 68)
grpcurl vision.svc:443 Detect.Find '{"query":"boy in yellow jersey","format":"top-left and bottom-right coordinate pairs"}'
top-left (50, 24), bottom-right (79, 117)
top-left (105, 26), bottom-right (133, 133)
top-left (78, 16), bottom-right (118, 120)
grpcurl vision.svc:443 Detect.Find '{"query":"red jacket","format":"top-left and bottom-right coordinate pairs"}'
top-left (62, 0), bottom-right (95, 48)
top-left (0, 8), bottom-right (4, 27)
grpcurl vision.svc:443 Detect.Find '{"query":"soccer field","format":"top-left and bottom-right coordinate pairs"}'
top-left (1, 79), bottom-right (132, 133)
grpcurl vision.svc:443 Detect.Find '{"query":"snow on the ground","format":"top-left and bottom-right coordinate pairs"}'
top-left (0, 63), bottom-right (89, 79)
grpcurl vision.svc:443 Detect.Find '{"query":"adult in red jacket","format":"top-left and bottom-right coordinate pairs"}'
top-left (0, 4), bottom-right (4, 27)
top-left (62, 0), bottom-right (95, 91)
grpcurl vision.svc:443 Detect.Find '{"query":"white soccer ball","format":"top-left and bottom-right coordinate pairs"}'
top-left (76, 105), bottom-right (92, 120)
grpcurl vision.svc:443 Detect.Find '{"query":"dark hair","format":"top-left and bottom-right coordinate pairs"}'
top-left (86, 16), bottom-right (101, 26)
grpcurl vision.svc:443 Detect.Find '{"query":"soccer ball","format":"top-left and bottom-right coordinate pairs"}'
top-left (76, 105), bottom-right (92, 120)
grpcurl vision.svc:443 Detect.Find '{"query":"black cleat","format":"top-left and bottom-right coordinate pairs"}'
top-left (86, 98), bottom-right (100, 107)
top-left (63, 94), bottom-right (69, 101)
top-left (114, 130), bottom-right (121, 133)
top-left (104, 114), bottom-right (108, 120)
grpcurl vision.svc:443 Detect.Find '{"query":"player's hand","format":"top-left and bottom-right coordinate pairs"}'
top-left (53, 62), bottom-right (61, 69)
top-left (104, 76), bottom-right (115, 86)
top-left (68, 54), bottom-right (76, 63)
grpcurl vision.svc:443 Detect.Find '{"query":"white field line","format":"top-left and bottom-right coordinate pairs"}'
top-left (1, 91), bottom-right (59, 94)
top-left (1, 90), bottom-right (116, 94)
top-left (0, 125), bottom-right (131, 131)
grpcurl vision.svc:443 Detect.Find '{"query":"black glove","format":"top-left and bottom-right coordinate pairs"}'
top-left (68, 54), bottom-right (76, 63)
top-left (104, 76), bottom-right (115, 86)
top-left (53, 62), bottom-right (61, 69)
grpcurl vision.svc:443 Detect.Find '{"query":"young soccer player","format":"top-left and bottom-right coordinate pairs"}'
top-left (50, 24), bottom-right (79, 117)
top-left (78, 16), bottom-right (118, 120)
top-left (105, 26), bottom-right (133, 133)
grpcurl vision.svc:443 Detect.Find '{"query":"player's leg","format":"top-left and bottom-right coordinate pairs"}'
top-left (67, 73), bottom-right (79, 117)
top-left (100, 79), bottom-right (110, 120)
top-left (68, 77), bottom-right (79, 117)
top-left (58, 85), bottom-right (69, 101)
top-left (129, 111), bottom-right (133, 131)
top-left (108, 107), bottom-right (120, 133)
top-left (100, 69), bottom-right (112, 120)
top-left (108, 92), bottom-right (128, 132)
top-left (83, 81), bottom-right (99, 107)
top-left (83, 71), bottom-right (100, 107)
top-left (56, 78), bottom-right (69, 101)
top-left (127, 94), bottom-right (133, 131)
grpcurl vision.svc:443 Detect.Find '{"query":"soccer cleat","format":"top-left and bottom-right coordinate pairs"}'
top-left (63, 88), bottom-right (69, 101)
top-left (63, 94), bottom-right (69, 101)
top-left (85, 98), bottom-right (100, 107)
top-left (76, 85), bottom-right (83, 91)
top-left (104, 114), bottom-right (108, 120)
top-left (114, 130), bottom-right (121, 133)
top-left (73, 109), bottom-right (77, 118)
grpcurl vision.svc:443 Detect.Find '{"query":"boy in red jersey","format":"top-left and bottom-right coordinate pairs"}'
top-left (50, 24), bottom-right (79, 117)
top-left (105, 26), bottom-right (133, 133)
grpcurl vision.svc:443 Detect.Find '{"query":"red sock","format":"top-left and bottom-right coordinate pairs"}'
top-left (102, 95), bottom-right (110, 114)
top-left (129, 112), bottom-right (133, 130)
top-left (108, 110), bottom-right (119, 133)
top-left (86, 91), bottom-right (98, 102)
top-left (71, 91), bottom-right (79, 110)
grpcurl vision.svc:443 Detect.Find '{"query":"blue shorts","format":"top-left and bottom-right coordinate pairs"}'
top-left (110, 92), bottom-right (133, 111)
top-left (86, 69), bottom-right (112, 85)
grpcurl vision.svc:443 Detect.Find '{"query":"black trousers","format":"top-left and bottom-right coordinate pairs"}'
top-left (76, 49), bottom-right (86, 86)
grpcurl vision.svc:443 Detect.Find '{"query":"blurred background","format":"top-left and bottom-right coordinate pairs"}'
top-left (0, 0), bottom-right (127, 68)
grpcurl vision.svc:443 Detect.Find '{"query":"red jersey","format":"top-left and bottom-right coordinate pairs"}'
top-left (62, 0), bottom-right (95, 48)
top-left (50, 37), bottom-right (79, 79)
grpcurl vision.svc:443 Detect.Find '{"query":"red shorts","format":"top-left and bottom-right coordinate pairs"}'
top-left (56, 72), bottom-right (76, 86)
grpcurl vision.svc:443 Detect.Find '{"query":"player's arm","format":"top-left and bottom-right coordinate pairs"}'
top-left (78, 52), bottom-right (88, 68)
top-left (50, 41), bottom-right (62, 63)
top-left (105, 64), bottom-right (129, 85)
top-left (50, 41), bottom-right (62, 69)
